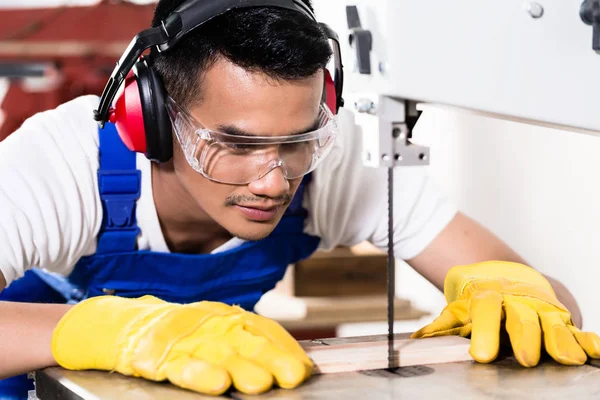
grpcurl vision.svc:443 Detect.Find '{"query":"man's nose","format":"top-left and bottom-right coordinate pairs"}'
top-left (248, 164), bottom-right (289, 198)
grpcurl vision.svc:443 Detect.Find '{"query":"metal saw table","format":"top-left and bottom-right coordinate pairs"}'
top-left (34, 356), bottom-right (600, 399)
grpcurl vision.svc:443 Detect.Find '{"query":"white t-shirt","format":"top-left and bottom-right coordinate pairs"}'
top-left (0, 95), bottom-right (457, 286)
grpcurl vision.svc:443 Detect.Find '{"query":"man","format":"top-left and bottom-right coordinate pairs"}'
top-left (0, 0), bottom-right (597, 398)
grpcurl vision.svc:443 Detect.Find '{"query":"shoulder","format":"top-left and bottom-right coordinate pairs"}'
top-left (20, 95), bottom-right (99, 129)
top-left (2, 95), bottom-right (102, 172)
top-left (0, 96), bottom-right (105, 281)
top-left (18, 95), bottom-right (100, 145)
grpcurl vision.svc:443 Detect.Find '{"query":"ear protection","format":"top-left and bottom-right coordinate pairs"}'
top-left (95, 0), bottom-right (345, 163)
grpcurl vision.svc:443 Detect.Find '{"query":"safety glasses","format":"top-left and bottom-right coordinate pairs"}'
top-left (166, 97), bottom-right (338, 185)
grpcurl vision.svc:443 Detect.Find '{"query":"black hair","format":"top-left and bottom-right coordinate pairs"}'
top-left (151, 0), bottom-right (332, 109)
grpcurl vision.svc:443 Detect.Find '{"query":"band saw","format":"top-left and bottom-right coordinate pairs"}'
top-left (20, 0), bottom-right (600, 398)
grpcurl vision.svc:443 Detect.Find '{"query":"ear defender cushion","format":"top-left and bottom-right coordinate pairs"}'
top-left (324, 69), bottom-right (337, 114)
top-left (133, 58), bottom-right (174, 162)
top-left (111, 71), bottom-right (146, 154)
top-left (111, 60), bottom-right (173, 162)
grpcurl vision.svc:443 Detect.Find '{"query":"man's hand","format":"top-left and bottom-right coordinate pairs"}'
top-left (411, 261), bottom-right (600, 367)
top-left (52, 295), bottom-right (312, 395)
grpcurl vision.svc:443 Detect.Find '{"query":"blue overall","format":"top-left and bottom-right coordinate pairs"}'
top-left (0, 123), bottom-right (320, 399)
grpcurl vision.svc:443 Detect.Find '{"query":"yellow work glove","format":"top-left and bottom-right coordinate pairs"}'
top-left (411, 261), bottom-right (600, 367)
top-left (51, 295), bottom-right (312, 395)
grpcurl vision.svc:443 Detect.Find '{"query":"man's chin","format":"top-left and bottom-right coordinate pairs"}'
top-left (231, 228), bottom-right (275, 241)
top-left (227, 220), bottom-right (280, 241)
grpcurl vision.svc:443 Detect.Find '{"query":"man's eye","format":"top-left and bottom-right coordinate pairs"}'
top-left (226, 143), bottom-right (253, 151)
top-left (280, 142), bottom-right (308, 152)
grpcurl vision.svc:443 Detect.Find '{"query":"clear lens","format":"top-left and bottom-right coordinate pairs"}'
top-left (166, 97), bottom-right (338, 185)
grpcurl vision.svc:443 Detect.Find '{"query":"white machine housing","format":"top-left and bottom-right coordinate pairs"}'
top-left (316, 1), bottom-right (600, 134)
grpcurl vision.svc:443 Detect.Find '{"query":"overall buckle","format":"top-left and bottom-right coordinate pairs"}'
top-left (97, 170), bottom-right (142, 230)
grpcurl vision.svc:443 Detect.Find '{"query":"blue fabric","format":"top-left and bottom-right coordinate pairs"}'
top-left (0, 375), bottom-right (33, 400)
top-left (96, 122), bottom-right (141, 253)
top-left (0, 122), bottom-right (320, 399)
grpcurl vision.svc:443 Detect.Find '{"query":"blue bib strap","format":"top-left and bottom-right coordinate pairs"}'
top-left (96, 123), bottom-right (141, 253)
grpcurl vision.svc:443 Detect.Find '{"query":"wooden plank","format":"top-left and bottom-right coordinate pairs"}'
top-left (283, 296), bottom-right (428, 329)
top-left (300, 334), bottom-right (473, 374)
top-left (294, 258), bottom-right (387, 297)
top-left (294, 244), bottom-right (388, 297)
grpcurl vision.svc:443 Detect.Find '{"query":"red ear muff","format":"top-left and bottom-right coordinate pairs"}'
top-left (324, 69), bottom-right (337, 114)
top-left (110, 71), bottom-right (148, 154)
top-left (108, 57), bottom-right (173, 162)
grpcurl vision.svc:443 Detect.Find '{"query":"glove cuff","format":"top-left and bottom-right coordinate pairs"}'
top-left (444, 261), bottom-right (557, 302)
top-left (51, 295), bottom-right (169, 371)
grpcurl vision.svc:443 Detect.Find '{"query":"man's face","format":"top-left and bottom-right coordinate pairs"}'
top-left (171, 58), bottom-right (324, 241)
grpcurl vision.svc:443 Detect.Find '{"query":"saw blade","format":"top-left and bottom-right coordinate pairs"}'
top-left (387, 167), bottom-right (395, 370)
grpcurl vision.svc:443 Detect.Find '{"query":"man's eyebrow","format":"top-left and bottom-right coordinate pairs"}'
top-left (216, 117), bottom-right (321, 137)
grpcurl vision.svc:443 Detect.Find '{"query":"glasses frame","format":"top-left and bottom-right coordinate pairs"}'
top-left (165, 96), bottom-right (339, 185)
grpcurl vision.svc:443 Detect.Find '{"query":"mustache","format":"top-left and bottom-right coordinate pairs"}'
top-left (224, 194), bottom-right (293, 207)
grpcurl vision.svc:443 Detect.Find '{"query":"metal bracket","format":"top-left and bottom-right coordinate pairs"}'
top-left (580, 0), bottom-right (600, 53)
top-left (346, 5), bottom-right (373, 75)
top-left (355, 95), bottom-right (430, 168)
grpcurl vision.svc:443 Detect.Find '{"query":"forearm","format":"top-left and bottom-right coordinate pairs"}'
top-left (408, 213), bottom-right (583, 327)
top-left (0, 301), bottom-right (71, 379)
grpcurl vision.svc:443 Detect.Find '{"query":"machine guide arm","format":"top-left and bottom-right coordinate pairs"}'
top-left (347, 1), bottom-right (431, 371)
top-left (353, 94), bottom-right (430, 369)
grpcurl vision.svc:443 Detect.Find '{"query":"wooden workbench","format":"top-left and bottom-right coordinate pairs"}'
top-left (34, 358), bottom-right (600, 399)
top-left (33, 334), bottom-right (600, 399)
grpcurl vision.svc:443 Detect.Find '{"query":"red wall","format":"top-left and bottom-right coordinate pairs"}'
top-left (0, 3), bottom-right (155, 140)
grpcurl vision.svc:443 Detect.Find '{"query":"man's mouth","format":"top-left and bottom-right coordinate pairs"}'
top-left (234, 204), bottom-right (283, 222)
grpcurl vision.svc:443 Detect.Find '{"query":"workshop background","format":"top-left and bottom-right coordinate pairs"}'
top-left (1, 0), bottom-right (598, 337)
